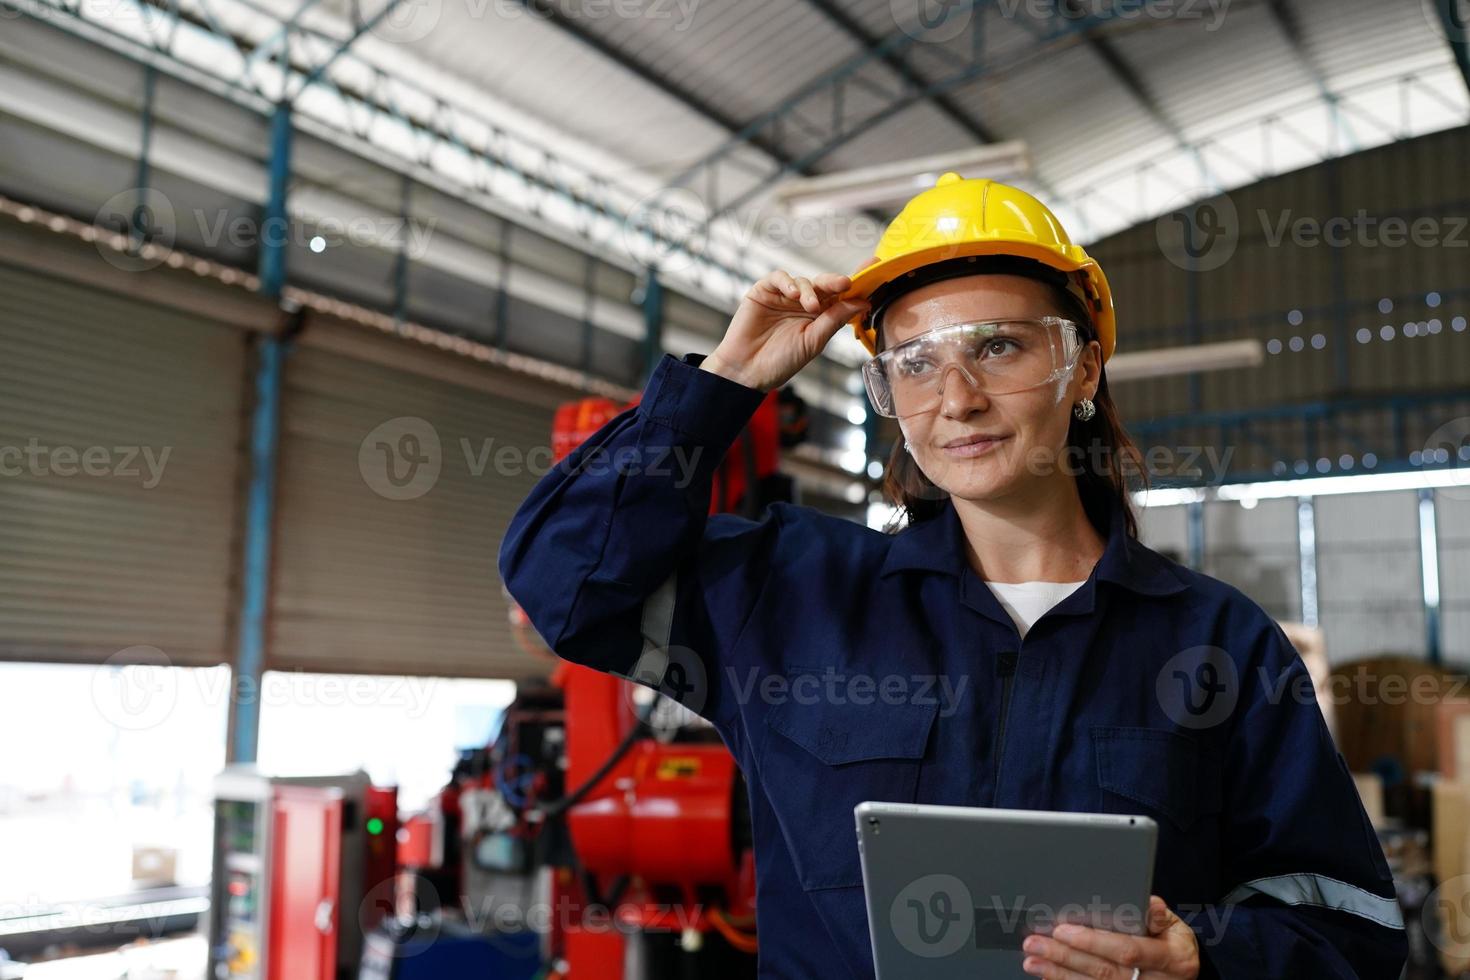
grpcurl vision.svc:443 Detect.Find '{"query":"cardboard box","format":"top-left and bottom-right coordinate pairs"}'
top-left (1352, 772), bottom-right (1385, 829)
top-left (1278, 622), bottom-right (1334, 739)
top-left (1439, 699), bottom-right (1470, 784)
top-left (1431, 779), bottom-right (1470, 975)
top-left (130, 845), bottom-right (177, 886)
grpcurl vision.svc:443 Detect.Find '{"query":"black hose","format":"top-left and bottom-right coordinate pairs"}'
top-left (537, 700), bottom-right (653, 819)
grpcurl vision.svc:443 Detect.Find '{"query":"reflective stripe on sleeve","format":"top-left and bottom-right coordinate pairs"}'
top-left (1221, 874), bottom-right (1404, 930)
top-left (621, 570), bottom-right (678, 688)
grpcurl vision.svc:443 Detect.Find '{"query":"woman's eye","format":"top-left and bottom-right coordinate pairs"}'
top-left (895, 356), bottom-right (933, 376)
top-left (981, 338), bottom-right (1020, 358)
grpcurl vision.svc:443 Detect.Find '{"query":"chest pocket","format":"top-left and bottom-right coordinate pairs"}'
top-left (760, 693), bottom-right (938, 890)
top-left (1092, 726), bottom-right (1222, 832)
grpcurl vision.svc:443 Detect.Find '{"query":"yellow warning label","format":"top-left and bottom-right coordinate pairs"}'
top-left (655, 756), bottom-right (701, 779)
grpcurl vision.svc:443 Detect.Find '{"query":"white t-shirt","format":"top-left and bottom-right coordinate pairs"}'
top-left (983, 579), bottom-right (1088, 639)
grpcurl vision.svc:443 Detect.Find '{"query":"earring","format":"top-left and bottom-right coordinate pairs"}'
top-left (1073, 398), bottom-right (1096, 421)
top-left (903, 440), bottom-right (911, 453)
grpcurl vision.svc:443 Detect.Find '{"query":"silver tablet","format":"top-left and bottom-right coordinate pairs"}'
top-left (856, 801), bottom-right (1157, 980)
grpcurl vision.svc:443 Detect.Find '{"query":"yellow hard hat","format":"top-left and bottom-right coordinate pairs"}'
top-left (845, 172), bottom-right (1115, 361)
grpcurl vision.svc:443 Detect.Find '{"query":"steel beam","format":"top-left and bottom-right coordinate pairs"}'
top-left (801, 0), bottom-right (999, 145)
top-left (654, 0), bottom-right (1183, 246)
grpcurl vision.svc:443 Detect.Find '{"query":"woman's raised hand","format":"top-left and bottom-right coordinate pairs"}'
top-left (700, 269), bottom-right (870, 392)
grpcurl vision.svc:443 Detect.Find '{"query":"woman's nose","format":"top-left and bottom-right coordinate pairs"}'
top-left (937, 362), bottom-right (988, 418)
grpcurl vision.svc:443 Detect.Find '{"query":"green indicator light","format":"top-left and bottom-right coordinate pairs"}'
top-left (366, 818), bottom-right (384, 836)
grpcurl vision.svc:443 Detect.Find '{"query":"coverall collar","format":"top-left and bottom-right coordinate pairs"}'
top-left (878, 493), bottom-right (1189, 599)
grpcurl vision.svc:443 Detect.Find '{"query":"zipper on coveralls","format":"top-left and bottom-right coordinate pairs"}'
top-left (993, 648), bottom-right (1019, 802)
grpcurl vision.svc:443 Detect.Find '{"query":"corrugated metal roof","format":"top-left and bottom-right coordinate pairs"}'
top-left (203, 0), bottom-right (1468, 273)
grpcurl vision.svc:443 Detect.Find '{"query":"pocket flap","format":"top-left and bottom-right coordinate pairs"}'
top-left (1093, 726), bottom-right (1215, 829)
top-left (766, 694), bottom-right (938, 765)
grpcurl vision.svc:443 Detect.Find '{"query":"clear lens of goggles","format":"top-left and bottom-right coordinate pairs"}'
top-left (862, 317), bottom-right (1082, 419)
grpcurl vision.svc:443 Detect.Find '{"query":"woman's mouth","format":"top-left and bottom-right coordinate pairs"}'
top-left (939, 434), bottom-right (1009, 458)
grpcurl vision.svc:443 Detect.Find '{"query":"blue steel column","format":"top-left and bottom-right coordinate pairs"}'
top-left (230, 100), bottom-right (294, 763)
top-left (232, 339), bottom-right (286, 763)
top-left (259, 102), bottom-right (293, 298)
top-left (1187, 498), bottom-right (1206, 570)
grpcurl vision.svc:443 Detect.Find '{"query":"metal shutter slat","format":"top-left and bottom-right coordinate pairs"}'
top-left (0, 261), bottom-right (246, 667)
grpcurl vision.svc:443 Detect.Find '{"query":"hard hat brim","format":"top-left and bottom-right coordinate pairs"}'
top-left (843, 240), bottom-right (1114, 362)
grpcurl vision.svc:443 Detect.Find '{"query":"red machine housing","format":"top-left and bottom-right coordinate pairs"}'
top-left (533, 393), bottom-right (777, 975)
top-left (208, 770), bottom-right (399, 980)
top-left (560, 664), bottom-right (741, 890)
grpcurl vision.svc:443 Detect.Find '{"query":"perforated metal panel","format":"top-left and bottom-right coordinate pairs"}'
top-left (269, 340), bottom-right (561, 679)
top-left (0, 261), bottom-right (247, 666)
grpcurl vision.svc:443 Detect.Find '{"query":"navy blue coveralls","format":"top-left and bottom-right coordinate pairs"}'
top-left (499, 352), bottom-right (1408, 979)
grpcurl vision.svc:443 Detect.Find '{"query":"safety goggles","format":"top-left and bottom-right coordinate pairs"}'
top-left (862, 317), bottom-right (1083, 419)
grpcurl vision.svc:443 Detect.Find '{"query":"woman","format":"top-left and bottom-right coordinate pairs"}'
top-left (499, 174), bottom-right (1406, 979)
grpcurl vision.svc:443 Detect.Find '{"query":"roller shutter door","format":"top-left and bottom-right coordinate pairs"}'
top-left (0, 261), bottom-right (247, 666)
top-left (270, 340), bottom-right (560, 679)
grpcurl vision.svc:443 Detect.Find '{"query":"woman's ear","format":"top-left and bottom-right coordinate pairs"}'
top-left (1077, 340), bottom-right (1103, 401)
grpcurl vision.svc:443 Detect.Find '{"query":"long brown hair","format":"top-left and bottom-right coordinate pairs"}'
top-left (875, 262), bottom-right (1149, 539)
